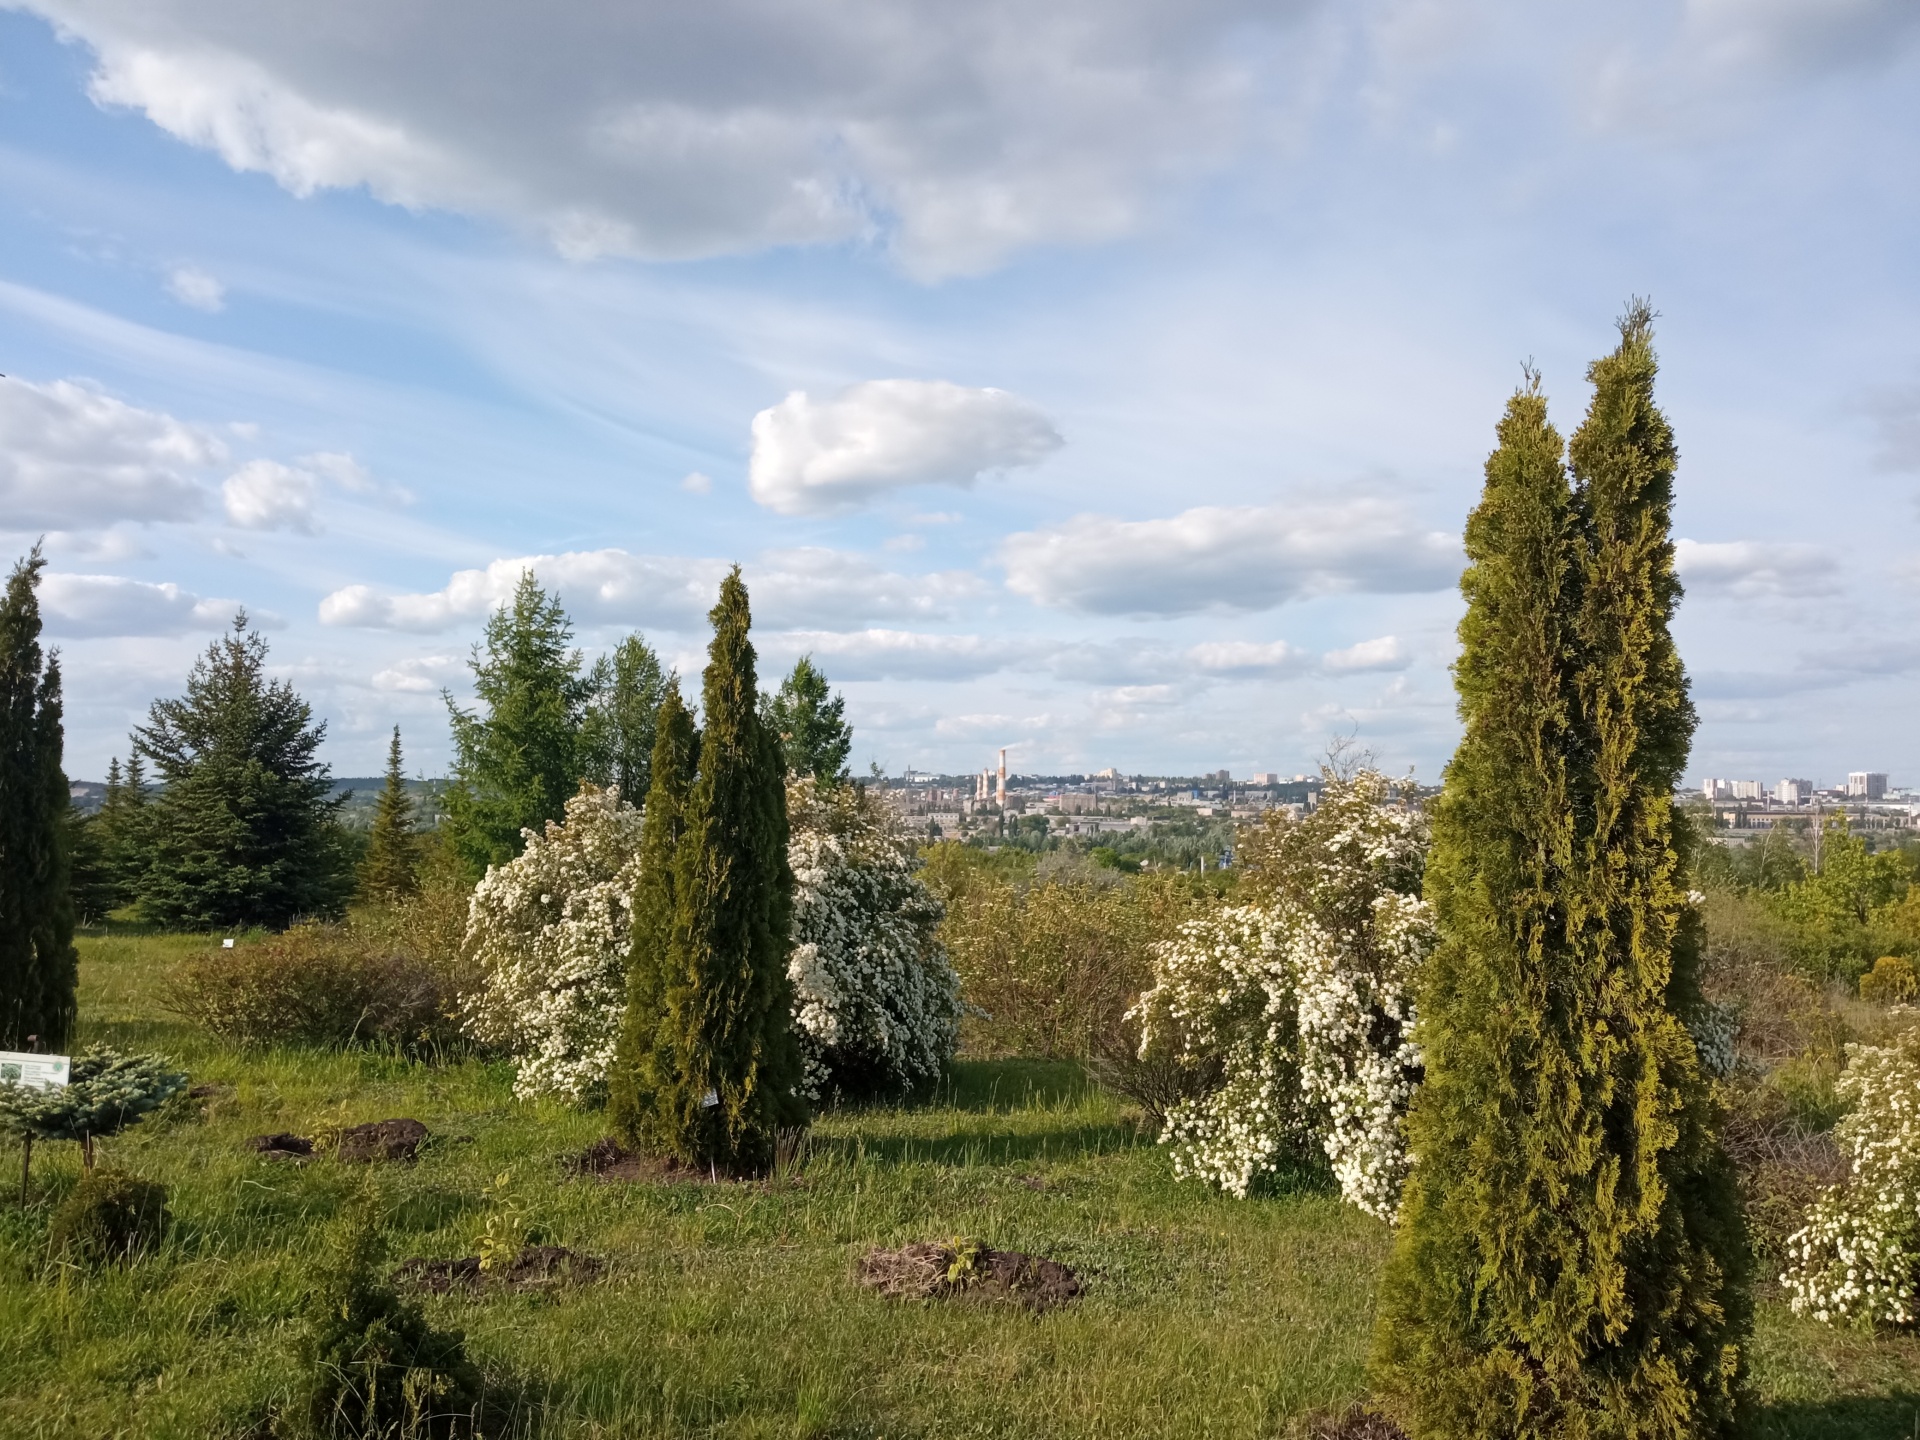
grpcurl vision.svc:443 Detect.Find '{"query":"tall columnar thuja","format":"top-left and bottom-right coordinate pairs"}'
top-left (615, 569), bottom-right (806, 1171)
top-left (0, 546), bottom-right (77, 1051)
top-left (1377, 307), bottom-right (1748, 1439)
top-left (608, 682), bottom-right (697, 1146)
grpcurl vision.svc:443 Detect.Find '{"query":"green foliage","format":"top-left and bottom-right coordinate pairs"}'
top-left (296, 1205), bottom-right (482, 1439)
top-left (581, 631), bottom-right (674, 803)
top-left (767, 655), bottom-right (852, 784)
top-left (0, 1044), bottom-right (187, 1145)
top-left (1377, 312), bottom-right (1748, 1438)
top-left (1859, 956), bottom-right (1918, 1006)
top-left (133, 614), bottom-right (353, 930)
top-left (442, 572), bottom-right (594, 876)
top-left (1768, 816), bottom-right (1914, 981)
top-left (358, 728), bottom-right (421, 902)
top-left (48, 1168), bottom-right (170, 1265)
top-left (70, 753), bottom-right (154, 919)
top-left (649, 568), bottom-right (806, 1173)
top-left (0, 544), bottom-right (77, 1050)
top-left (608, 683), bottom-right (698, 1146)
top-left (166, 922), bottom-right (467, 1053)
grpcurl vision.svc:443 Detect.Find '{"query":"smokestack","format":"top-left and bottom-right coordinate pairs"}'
top-left (997, 748), bottom-right (1007, 808)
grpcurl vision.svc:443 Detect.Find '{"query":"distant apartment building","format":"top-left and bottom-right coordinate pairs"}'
top-left (1252, 771), bottom-right (1280, 785)
top-left (1702, 779), bottom-right (1732, 800)
top-left (1731, 780), bottom-right (1764, 800)
top-left (1775, 778), bottom-right (1814, 806)
top-left (1847, 771), bottom-right (1890, 801)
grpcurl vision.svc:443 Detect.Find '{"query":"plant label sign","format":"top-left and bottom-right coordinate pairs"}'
top-left (0, 1052), bottom-right (70, 1091)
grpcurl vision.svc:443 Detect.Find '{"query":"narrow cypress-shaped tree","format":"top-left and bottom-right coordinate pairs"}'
top-left (653, 569), bottom-right (806, 1172)
top-left (357, 727), bottom-right (420, 901)
top-left (607, 684), bottom-right (698, 1146)
top-left (0, 546), bottom-right (78, 1050)
top-left (1376, 312), bottom-right (1747, 1438)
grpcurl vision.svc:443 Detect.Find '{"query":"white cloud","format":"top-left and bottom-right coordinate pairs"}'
top-left (0, 376), bottom-right (218, 528)
top-left (1000, 497), bottom-right (1460, 617)
top-left (165, 264), bottom-right (225, 311)
top-left (307, 450), bottom-right (411, 504)
top-left (1321, 635), bottom-right (1410, 672)
top-left (319, 550), bottom-right (724, 632)
top-left (24, 0), bottom-right (1315, 277)
top-left (39, 572), bottom-right (234, 637)
top-left (762, 629), bottom-right (1015, 681)
top-left (749, 380), bottom-right (1061, 515)
top-left (1674, 539), bottom-right (1841, 599)
top-left (749, 547), bottom-right (985, 627)
top-left (223, 458), bottom-right (320, 532)
top-left (370, 654), bottom-right (463, 693)
top-left (680, 470), bottom-right (712, 494)
top-left (1188, 639), bottom-right (1310, 676)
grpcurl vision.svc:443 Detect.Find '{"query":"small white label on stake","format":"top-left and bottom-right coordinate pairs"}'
top-left (223, 938), bottom-right (235, 949)
top-left (0, 1052), bottom-right (70, 1090)
top-left (701, 1088), bottom-right (719, 1109)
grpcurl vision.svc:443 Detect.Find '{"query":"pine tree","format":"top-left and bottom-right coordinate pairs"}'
top-left (642, 569), bottom-right (806, 1172)
top-left (607, 683), bottom-right (698, 1146)
top-left (357, 727), bottom-right (420, 902)
top-left (0, 546), bottom-right (77, 1050)
top-left (443, 572), bottom-right (593, 875)
top-left (1376, 313), bottom-right (1747, 1438)
top-left (767, 655), bottom-right (852, 784)
top-left (582, 632), bottom-right (674, 803)
top-left (134, 614), bottom-right (352, 930)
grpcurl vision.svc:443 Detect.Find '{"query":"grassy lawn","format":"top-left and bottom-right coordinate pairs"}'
top-left (1, 932), bottom-right (1915, 1439)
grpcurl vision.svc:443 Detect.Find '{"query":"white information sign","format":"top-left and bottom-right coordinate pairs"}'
top-left (0, 1052), bottom-right (69, 1091)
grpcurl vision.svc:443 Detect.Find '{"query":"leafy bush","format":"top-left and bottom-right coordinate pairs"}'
top-left (1861, 955), bottom-right (1919, 1006)
top-left (1767, 819), bottom-right (1914, 982)
top-left (296, 1207), bottom-right (482, 1438)
top-left (461, 785), bottom-right (644, 1103)
top-left (1781, 1021), bottom-right (1920, 1327)
top-left (1133, 770), bottom-right (1432, 1218)
top-left (0, 1046), bottom-right (187, 1148)
top-left (48, 1169), bottom-right (169, 1265)
top-left (168, 924), bottom-right (464, 1053)
top-left (787, 779), bottom-right (959, 1102)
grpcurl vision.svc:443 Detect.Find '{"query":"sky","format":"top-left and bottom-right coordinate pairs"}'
top-left (2, 0), bottom-right (1918, 786)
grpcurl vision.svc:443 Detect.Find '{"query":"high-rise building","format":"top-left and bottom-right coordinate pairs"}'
top-left (1775, 778), bottom-right (1814, 806)
top-left (1847, 771), bottom-right (1889, 801)
top-left (1253, 772), bottom-right (1279, 786)
top-left (1702, 779), bottom-right (1732, 800)
top-left (1731, 780), bottom-right (1764, 800)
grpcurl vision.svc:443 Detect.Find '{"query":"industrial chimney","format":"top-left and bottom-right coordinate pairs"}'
top-left (997, 748), bottom-right (1007, 808)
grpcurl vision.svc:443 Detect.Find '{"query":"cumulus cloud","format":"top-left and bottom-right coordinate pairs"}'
top-left (370, 654), bottom-right (464, 693)
top-left (749, 547), bottom-right (985, 627)
top-left (223, 459), bottom-right (320, 532)
top-left (1321, 635), bottom-right (1410, 672)
top-left (1674, 539), bottom-right (1841, 599)
top-left (39, 572), bottom-right (234, 637)
top-left (320, 550), bottom-right (725, 632)
top-left (23, 0), bottom-right (1317, 277)
top-left (1000, 497), bottom-right (1460, 617)
top-left (165, 264), bottom-right (225, 311)
top-left (1188, 639), bottom-right (1309, 676)
top-left (0, 376), bottom-right (219, 528)
top-left (307, 451), bottom-right (411, 504)
top-left (761, 629), bottom-right (1018, 681)
top-left (749, 380), bottom-right (1061, 515)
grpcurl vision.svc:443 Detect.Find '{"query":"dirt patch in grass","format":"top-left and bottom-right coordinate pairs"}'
top-left (856, 1241), bottom-right (1082, 1312)
top-left (565, 1136), bottom-right (784, 1185)
top-left (395, 1244), bottom-right (604, 1296)
top-left (1295, 1405), bottom-right (1409, 1440)
top-left (246, 1132), bottom-right (314, 1161)
top-left (335, 1117), bottom-right (429, 1163)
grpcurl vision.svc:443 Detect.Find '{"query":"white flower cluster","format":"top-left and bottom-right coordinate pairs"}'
top-left (788, 780), bottom-right (960, 1102)
top-left (461, 786), bottom-right (645, 1104)
top-left (1782, 1023), bottom-right (1920, 1327)
top-left (1133, 772), bottom-right (1432, 1218)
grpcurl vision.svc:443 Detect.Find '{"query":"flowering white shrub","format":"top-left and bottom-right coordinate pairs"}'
top-left (788, 779), bottom-right (960, 1102)
top-left (1782, 1023), bottom-right (1920, 1327)
top-left (1133, 770), bottom-right (1433, 1218)
top-left (462, 786), bottom-right (645, 1103)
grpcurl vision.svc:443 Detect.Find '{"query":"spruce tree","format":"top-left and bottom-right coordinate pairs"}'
top-left (1376, 313), bottom-right (1747, 1438)
top-left (357, 727), bottom-right (420, 902)
top-left (443, 572), bottom-right (593, 875)
top-left (135, 614), bottom-right (352, 930)
top-left (767, 655), bottom-right (852, 784)
top-left (0, 546), bottom-right (77, 1050)
top-left (644, 569), bottom-right (806, 1172)
top-left (607, 683), bottom-right (697, 1146)
top-left (582, 632), bottom-right (674, 804)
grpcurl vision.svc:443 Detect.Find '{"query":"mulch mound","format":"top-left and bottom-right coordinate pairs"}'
top-left (335, 1118), bottom-right (429, 1163)
top-left (1298, 1405), bottom-right (1409, 1440)
top-left (855, 1242), bottom-right (1081, 1312)
top-left (395, 1244), bottom-right (603, 1296)
top-left (565, 1137), bottom-right (750, 1184)
top-left (245, 1118), bottom-right (429, 1164)
top-left (246, 1132), bottom-right (314, 1161)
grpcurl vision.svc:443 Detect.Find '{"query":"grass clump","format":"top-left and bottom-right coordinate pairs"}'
top-left (48, 1168), bottom-right (170, 1264)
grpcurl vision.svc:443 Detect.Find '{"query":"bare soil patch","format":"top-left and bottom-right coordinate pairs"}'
top-left (1297, 1405), bottom-right (1409, 1440)
top-left (395, 1244), bottom-right (604, 1296)
top-left (334, 1117), bottom-right (428, 1163)
top-left (565, 1136), bottom-right (772, 1185)
top-left (246, 1132), bottom-right (314, 1161)
top-left (856, 1241), bottom-right (1081, 1312)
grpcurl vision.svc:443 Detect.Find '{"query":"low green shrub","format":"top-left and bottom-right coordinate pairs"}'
top-left (295, 1208), bottom-right (483, 1439)
top-left (48, 1169), bottom-right (170, 1264)
top-left (167, 922), bottom-right (466, 1053)
top-left (1860, 954), bottom-right (1919, 1006)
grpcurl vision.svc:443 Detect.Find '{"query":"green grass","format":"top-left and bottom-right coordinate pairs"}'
top-left (2, 931), bottom-right (1916, 1438)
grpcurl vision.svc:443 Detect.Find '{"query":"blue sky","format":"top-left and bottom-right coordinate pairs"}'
top-left (3, 0), bottom-right (1918, 786)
